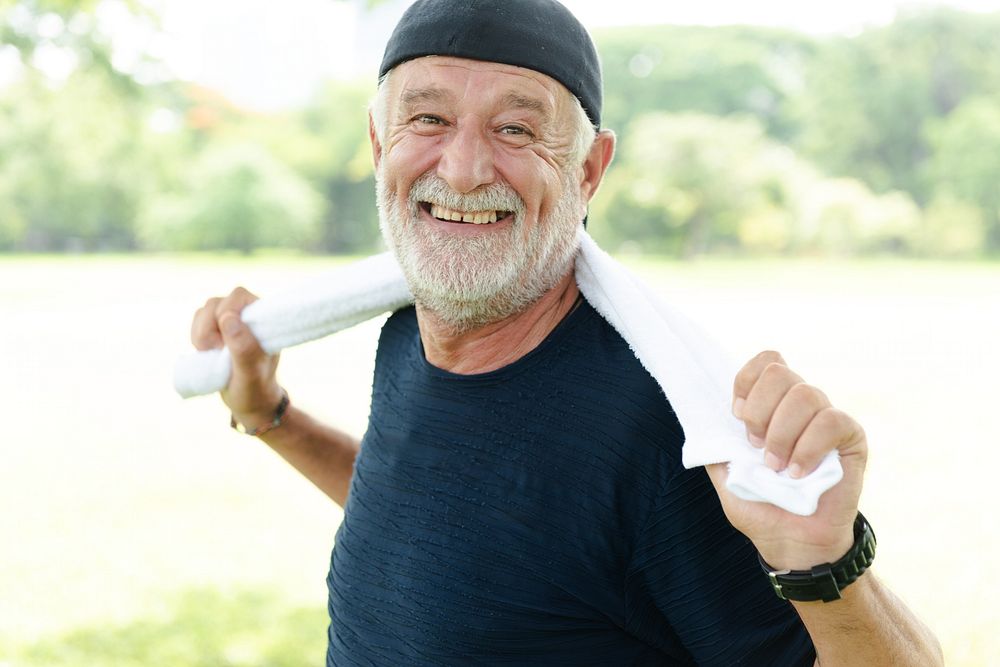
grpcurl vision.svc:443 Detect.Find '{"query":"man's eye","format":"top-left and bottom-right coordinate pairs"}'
top-left (499, 125), bottom-right (530, 136)
top-left (414, 115), bottom-right (444, 125)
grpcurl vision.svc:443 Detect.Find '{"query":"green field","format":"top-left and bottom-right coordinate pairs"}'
top-left (2, 255), bottom-right (998, 665)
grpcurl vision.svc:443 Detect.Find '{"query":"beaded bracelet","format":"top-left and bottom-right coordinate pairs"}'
top-left (230, 389), bottom-right (290, 437)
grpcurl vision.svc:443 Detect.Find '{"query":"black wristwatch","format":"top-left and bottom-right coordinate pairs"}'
top-left (758, 512), bottom-right (876, 603)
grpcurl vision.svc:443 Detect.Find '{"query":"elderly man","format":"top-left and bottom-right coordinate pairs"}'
top-left (190, 0), bottom-right (942, 664)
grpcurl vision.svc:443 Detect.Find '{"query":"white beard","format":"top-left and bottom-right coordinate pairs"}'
top-left (376, 170), bottom-right (583, 332)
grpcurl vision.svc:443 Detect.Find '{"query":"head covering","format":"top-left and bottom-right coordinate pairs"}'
top-left (379, 0), bottom-right (603, 129)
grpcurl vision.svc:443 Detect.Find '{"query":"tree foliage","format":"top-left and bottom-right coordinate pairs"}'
top-left (927, 96), bottom-right (1000, 249)
top-left (596, 25), bottom-right (814, 144)
top-left (590, 112), bottom-right (921, 257)
top-left (592, 114), bottom-right (790, 255)
top-left (1, 0), bottom-right (151, 89)
top-left (590, 10), bottom-right (1000, 257)
top-left (793, 9), bottom-right (1000, 206)
top-left (3, 3), bottom-right (1000, 257)
top-left (138, 143), bottom-right (322, 253)
top-left (0, 68), bottom-right (150, 250)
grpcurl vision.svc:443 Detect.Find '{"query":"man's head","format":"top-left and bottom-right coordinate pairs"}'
top-left (370, 0), bottom-right (615, 331)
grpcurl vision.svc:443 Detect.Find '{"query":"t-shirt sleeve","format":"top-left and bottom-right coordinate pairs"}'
top-left (623, 462), bottom-right (816, 666)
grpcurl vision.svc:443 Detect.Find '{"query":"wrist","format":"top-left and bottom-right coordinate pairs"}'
top-left (759, 512), bottom-right (877, 603)
top-left (230, 387), bottom-right (289, 437)
top-left (758, 531), bottom-right (855, 572)
top-left (225, 380), bottom-right (283, 423)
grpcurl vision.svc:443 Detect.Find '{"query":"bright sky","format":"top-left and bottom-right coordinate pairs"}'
top-left (14, 0), bottom-right (1000, 110)
top-left (568, 0), bottom-right (1000, 29)
top-left (153, 0), bottom-right (1000, 110)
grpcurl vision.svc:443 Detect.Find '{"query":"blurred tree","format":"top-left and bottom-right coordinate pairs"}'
top-left (0, 0), bottom-right (155, 92)
top-left (0, 68), bottom-right (150, 250)
top-left (595, 25), bottom-right (814, 147)
top-left (1, 0), bottom-right (102, 60)
top-left (0, 0), bottom-right (186, 251)
top-left (247, 80), bottom-right (379, 253)
top-left (917, 193), bottom-right (987, 258)
top-left (795, 9), bottom-right (1000, 206)
top-left (795, 179), bottom-right (921, 256)
top-left (3, 4), bottom-right (998, 257)
top-left (139, 142), bottom-right (322, 253)
top-left (590, 113), bottom-right (799, 256)
top-left (299, 80), bottom-right (381, 253)
top-left (590, 111), bottom-right (922, 258)
top-left (591, 10), bottom-right (1000, 258)
top-left (206, 78), bottom-right (380, 253)
top-left (927, 96), bottom-right (1000, 253)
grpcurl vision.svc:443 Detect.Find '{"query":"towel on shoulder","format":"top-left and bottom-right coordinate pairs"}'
top-left (173, 229), bottom-right (842, 516)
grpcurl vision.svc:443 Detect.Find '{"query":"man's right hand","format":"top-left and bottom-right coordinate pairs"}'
top-left (190, 287), bottom-right (284, 430)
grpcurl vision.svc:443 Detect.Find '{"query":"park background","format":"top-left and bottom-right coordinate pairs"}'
top-left (2, 0), bottom-right (999, 664)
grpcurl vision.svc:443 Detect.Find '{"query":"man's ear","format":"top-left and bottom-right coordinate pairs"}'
top-left (369, 112), bottom-right (383, 170)
top-left (578, 129), bottom-right (616, 204)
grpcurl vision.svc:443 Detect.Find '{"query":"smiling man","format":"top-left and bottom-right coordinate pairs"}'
top-left (190, 1), bottom-right (942, 664)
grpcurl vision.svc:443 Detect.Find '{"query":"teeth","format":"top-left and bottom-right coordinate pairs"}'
top-left (428, 203), bottom-right (500, 224)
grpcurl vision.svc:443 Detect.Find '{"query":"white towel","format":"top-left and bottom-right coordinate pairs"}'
top-left (174, 229), bottom-right (842, 516)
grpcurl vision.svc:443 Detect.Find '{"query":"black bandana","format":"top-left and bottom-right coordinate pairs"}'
top-left (379, 0), bottom-right (603, 129)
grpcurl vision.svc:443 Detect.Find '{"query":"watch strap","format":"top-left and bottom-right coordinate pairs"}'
top-left (759, 512), bottom-right (876, 603)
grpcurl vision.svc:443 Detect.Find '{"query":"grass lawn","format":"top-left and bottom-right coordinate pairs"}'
top-left (1, 254), bottom-right (997, 665)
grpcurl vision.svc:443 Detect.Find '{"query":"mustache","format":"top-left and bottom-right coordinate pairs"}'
top-left (406, 173), bottom-right (525, 216)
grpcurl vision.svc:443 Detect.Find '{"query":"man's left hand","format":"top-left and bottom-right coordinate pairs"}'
top-left (706, 350), bottom-right (868, 571)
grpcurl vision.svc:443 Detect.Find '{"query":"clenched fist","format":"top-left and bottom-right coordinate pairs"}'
top-left (707, 351), bottom-right (868, 571)
top-left (190, 287), bottom-right (284, 430)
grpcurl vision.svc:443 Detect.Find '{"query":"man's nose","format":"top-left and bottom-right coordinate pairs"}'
top-left (436, 123), bottom-right (496, 194)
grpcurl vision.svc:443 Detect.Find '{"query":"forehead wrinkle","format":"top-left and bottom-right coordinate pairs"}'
top-left (399, 86), bottom-right (454, 113)
top-left (401, 87), bottom-right (552, 118)
top-left (501, 91), bottom-right (549, 115)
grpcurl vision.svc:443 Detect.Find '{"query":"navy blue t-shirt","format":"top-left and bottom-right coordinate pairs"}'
top-left (327, 301), bottom-right (814, 665)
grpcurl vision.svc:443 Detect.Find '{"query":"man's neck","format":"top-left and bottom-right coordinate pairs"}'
top-left (416, 269), bottom-right (581, 375)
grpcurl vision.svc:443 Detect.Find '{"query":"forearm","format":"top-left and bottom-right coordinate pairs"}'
top-left (793, 572), bottom-right (943, 667)
top-left (255, 405), bottom-right (360, 508)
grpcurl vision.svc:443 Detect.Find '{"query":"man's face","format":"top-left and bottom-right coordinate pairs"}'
top-left (373, 56), bottom-right (590, 330)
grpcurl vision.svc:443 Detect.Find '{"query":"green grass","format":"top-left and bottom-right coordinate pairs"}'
top-left (11, 589), bottom-right (327, 667)
top-left (2, 254), bottom-right (998, 665)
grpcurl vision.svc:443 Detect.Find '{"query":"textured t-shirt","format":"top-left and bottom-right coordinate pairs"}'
top-left (326, 300), bottom-right (815, 666)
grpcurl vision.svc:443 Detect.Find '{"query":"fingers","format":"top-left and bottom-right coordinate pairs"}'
top-left (191, 297), bottom-right (223, 350)
top-left (762, 384), bottom-right (832, 476)
top-left (733, 350), bottom-right (856, 478)
top-left (190, 287), bottom-right (259, 355)
top-left (189, 287), bottom-right (281, 419)
top-left (789, 408), bottom-right (866, 477)
top-left (732, 350), bottom-right (786, 416)
top-left (218, 314), bottom-right (266, 372)
top-left (740, 362), bottom-right (804, 446)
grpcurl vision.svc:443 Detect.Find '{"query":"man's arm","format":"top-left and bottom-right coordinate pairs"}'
top-left (706, 350), bottom-right (942, 667)
top-left (792, 573), bottom-right (942, 666)
top-left (192, 287), bottom-right (360, 508)
top-left (246, 405), bottom-right (359, 507)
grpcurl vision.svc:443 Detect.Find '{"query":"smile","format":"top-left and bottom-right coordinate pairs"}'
top-left (421, 202), bottom-right (514, 225)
